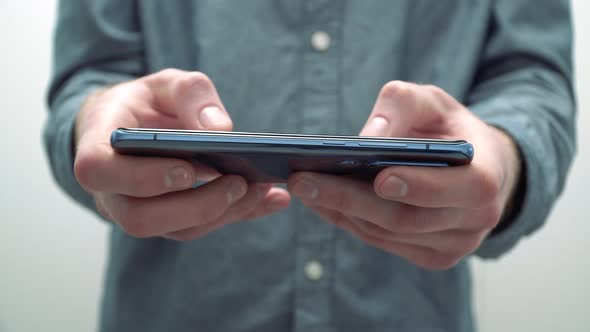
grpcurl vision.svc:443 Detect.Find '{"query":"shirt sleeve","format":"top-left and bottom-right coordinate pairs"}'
top-left (43, 0), bottom-right (144, 214)
top-left (468, 0), bottom-right (576, 258)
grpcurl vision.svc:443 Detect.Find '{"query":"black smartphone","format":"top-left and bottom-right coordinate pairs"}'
top-left (111, 128), bottom-right (474, 183)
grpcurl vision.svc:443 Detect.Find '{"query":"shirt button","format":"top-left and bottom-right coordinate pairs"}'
top-left (304, 260), bottom-right (324, 281)
top-left (310, 31), bottom-right (331, 52)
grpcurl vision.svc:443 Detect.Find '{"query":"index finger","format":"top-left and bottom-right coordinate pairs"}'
top-left (359, 81), bottom-right (460, 137)
top-left (143, 69), bottom-right (232, 131)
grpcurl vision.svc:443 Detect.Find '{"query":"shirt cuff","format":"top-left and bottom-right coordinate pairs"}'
top-left (43, 87), bottom-right (98, 211)
top-left (474, 114), bottom-right (551, 259)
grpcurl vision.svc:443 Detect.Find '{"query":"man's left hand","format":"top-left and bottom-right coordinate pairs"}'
top-left (288, 81), bottom-right (521, 270)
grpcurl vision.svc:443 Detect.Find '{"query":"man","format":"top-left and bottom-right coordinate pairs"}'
top-left (44, 1), bottom-right (575, 331)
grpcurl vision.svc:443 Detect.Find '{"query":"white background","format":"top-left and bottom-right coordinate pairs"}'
top-left (0, 2), bottom-right (588, 331)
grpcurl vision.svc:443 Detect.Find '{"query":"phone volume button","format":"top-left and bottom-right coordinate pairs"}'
top-left (358, 142), bottom-right (407, 148)
top-left (405, 143), bottom-right (427, 150)
top-left (322, 140), bottom-right (346, 146)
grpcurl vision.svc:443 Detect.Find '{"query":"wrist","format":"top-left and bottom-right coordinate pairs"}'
top-left (488, 125), bottom-right (525, 233)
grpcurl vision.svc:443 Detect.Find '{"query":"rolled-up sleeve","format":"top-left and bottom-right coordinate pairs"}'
top-left (44, 0), bottom-right (144, 212)
top-left (468, 0), bottom-right (576, 258)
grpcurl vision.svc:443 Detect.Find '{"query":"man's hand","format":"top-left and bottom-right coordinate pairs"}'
top-left (74, 69), bottom-right (291, 241)
top-left (288, 81), bottom-right (521, 270)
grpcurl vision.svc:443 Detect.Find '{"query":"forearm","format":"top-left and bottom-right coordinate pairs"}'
top-left (459, 0), bottom-right (576, 258)
top-left (470, 65), bottom-right (576, 258)
top-left (44, 72), bottom-right (133, 214)
top-left (44, 0), bottom-right (143, 215)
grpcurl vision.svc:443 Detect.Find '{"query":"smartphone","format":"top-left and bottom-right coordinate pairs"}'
top-left (111, 128), bottom-right (474, 183)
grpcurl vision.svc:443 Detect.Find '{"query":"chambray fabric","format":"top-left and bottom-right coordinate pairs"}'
top-left (44, 1), bottom-right (575, 331)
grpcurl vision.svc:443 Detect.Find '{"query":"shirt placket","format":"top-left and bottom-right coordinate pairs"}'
top-left (294, 1), bottom-right (343, 332)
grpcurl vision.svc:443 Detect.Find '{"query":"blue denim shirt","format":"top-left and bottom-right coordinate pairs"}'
top-left (45, 1), bottom-right (575, 331)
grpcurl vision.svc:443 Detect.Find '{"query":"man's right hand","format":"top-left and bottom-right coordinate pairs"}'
top-left (74, 69), bottom-right (291, 241)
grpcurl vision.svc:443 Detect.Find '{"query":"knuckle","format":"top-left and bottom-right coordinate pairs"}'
top-left (326, 210), bottom-right (348, 228)
top-left (380, 80), bottom-right (412, 101)
top-left (420, 252), bottom-right (461, 271)
top-left (117, 201), bottom-right (151, 238)
top-left (451, 232), bottom-right (482, 256)
top-left (126, 80), bottom-right (152, 100)
top-left (176, 71), bottom-right (213, 94)
top-left (157, 68), bottom-right (183, 79)
top-left (462, 234), bottom-right (483, 255)
top-left (481, 204), bottom-right (503, 230)
top-left (145, 68), bottom-right (184, 91)
top-left (120, 217), bottom-right (148, 238)
top-left (424, 84), bottom-right (447, 99)
top-left (191, 71), bottom-right (213, 86)
top-left (74, 147), bottom-right (103, 191)
top-left (357, 228), bottom-right (382, 248)
top-left (424, 84), bottom-right (458, 109)
top-left (474, 167), bottom-right (502, 205)
top-left (73, 152), bottom-right (92, 189)
top-left (94, 196), bottom-right (113, 221)
top-left (358, 219), bottom-right (383, 238)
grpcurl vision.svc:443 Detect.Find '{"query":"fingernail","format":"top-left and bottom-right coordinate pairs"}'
top-left (165, 166), bottom-right (193, 190)
top-left (195, 169), bottom-right (220, 182)
top-left (227, 180), bottom-right (247, 204)
top-left (292, 179), bottom-right (319, 200)
top-left (191, 180), bottom-right (208, 189)
top-left (199, 106), bottom-right (229, 129)
top-left (380, 175), bottom-right (408, 198)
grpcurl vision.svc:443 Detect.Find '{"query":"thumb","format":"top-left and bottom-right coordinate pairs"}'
top-left (143, 69), bottom-right (233, 131)
top-left (360, 81), bottom-right (453, 138)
